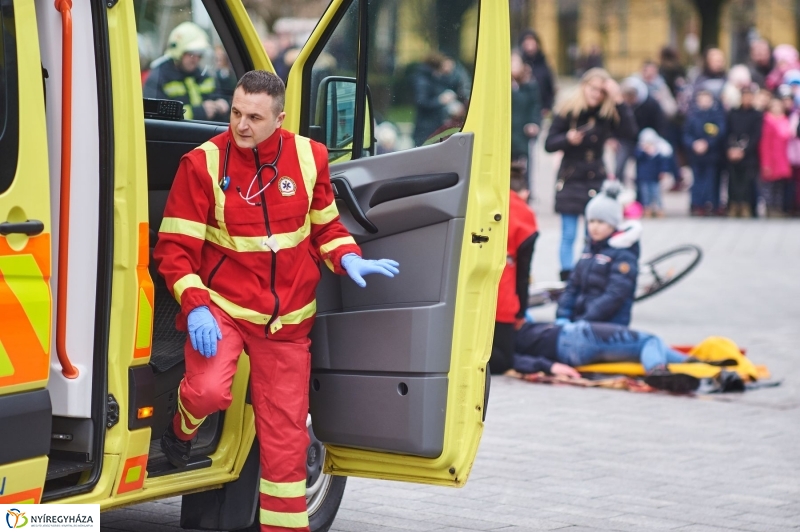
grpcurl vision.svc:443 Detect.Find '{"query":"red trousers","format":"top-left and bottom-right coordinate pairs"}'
top-left (173, 304), bottom-right (311, 532)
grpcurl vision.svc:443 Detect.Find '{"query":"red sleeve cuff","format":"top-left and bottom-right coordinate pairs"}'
top-left (177, 287), bottom-right (211, 330)
top-left (327, 245), bottom-right (362, 275)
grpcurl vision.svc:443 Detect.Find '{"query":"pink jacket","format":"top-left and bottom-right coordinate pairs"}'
top-left (760, 113), bottom-right (792, 181)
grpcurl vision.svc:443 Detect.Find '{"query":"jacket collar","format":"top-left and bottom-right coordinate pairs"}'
top-left (226, 127), bottom-right (283, 163)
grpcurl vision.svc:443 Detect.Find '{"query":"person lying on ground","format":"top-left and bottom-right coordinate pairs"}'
top-left (512, 319), bottom-right (700, 393)
top-left (556, 181), bottom-right (641, 326)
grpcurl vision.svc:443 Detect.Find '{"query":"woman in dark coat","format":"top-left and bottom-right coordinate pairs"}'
top-left (545, 68), bottom-right (638, 280)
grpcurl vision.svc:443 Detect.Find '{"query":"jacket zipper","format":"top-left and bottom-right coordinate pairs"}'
top-left (206, 255), bottom-right (227, 290)
top-left (254, 148), bottom-right (281, 336)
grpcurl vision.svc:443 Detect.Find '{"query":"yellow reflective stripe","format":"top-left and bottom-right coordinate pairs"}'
top-left (178, 389), bottom-right (205, 426)
top-left (196, 142), bottom-right (234, 247)
top-left (259, 479), bottom-right (306, 498)
top-left (160, 217), bottom-right (206, 240)
top-left (163, 80), bottom-right (187, 97)
top-left (310, 201), bottom-right (339, 226)
top-left (0, 339), bottom-right (13, 378)
top-left (198, 77), bottom-right (216, 94)
top-left (183, 104), bottom-right (194, 120)
top-left (173, 273), bottom-right (207, 302)
top-left (260, 509), bottom-right (309, 529)
top-left (294, 135), bottom-right (317, 210)
top-left (184, 77), bottom-right (203, 106)
top-left (204, 218), bottom-right (310, 252)
top-left (281, 300), bottom-right (316, 325)
top-left (319, 236), bottom-right (356, 256)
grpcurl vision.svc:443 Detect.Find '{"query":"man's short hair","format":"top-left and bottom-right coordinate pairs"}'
top-left (510, 164), bottom-right (528, 192)
top-left (235, 70), bottom-right (285, 114)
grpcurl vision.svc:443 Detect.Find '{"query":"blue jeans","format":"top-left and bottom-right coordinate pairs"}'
top-left (556, 321), bottom-right (688, 372)
top-left (691, 162), bottom-right (718, 209)
top-left (638, 180), bottom-right (662, 209)
top-left (560, 214), bottom-right (580, 271)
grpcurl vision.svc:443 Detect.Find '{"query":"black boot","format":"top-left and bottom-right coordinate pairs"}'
top-left (559, 270), bottom-right (572, 282)
top-left (160, 422), bottom-right (192, 468)
top-left (644, 368), bottom-right (700, 394)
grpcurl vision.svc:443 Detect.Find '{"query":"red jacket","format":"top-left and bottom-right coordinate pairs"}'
top-left (153, 128), bottom-right (361, 341)
top-left (760, 113), bottom-right (792, 181)
top-left (496, 193), bottom-right (538, 324)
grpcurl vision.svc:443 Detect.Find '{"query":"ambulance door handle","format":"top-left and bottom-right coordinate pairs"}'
top-left (0, 220), bottom-right (45, 236)
top-left (330, 175), bottom-right (378, 234)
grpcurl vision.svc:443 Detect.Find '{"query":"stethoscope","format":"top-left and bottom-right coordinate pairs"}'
top-left (220, 136), bottom-right (284, 206)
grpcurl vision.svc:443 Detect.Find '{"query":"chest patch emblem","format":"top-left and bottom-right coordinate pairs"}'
top-left (279, 177), bottom-right (297, 197)
top-left (619, 261), bottom-right (631, 274)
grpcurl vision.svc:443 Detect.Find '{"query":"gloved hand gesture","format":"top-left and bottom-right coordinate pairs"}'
top-left (188, 306), bottom-right (222, 357)
top-left (341, 253), bottom-right (399, 288)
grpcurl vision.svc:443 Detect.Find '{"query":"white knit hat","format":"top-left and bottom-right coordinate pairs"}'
top-left (585, 180), bottom-right (623, 228)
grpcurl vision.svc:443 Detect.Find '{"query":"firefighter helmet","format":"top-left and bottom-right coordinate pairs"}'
top-left (166, 21), bottom-right (210, 61)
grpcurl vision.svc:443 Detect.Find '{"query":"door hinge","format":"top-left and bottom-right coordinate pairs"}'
top-left (106, 0), bottom-right (119, 8)
top-left (106, 394), bottom-right (120, 429)
top-left (471, 233), bottom-right (489, 244)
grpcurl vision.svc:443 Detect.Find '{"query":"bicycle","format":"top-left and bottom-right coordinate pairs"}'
top-left (528, 244), bottom-right (703, 308)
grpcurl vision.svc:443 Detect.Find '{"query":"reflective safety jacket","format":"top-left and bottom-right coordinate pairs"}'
top-left (143, 59), bottom-right (224, 121)
top-left (153, 128), bottom-right (361, 341)
top-left (495, 192), bottom-right (538, 324)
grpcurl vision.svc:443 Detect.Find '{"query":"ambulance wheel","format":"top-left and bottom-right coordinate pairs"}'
top-left (307, 415), bottom-right (347, 532)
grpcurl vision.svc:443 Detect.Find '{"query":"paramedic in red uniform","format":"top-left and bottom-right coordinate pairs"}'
top-left (153, 70), bottom-right (399, 532)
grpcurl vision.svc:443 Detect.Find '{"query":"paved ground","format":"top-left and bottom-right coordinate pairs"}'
top-left (102, 139), bottom-right (800, 531)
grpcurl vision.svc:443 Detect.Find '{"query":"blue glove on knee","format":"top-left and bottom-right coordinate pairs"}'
top-left (341, 253), bottom-right (400, 288)
top-left (555, 317), bottom-right (571, 326)
top-left (188, 306), bottom-right (223, 357)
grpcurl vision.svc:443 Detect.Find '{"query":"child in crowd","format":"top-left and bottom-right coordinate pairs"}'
top-left (490, 167), bottom-right (538, 375)
top-left (726, 85), bottom-right (762, 218)
top-left (635, 128), bottom-right (672, 217)
top-left (759, 97), bottom-right (792, 217)
top-left (556, 181), bottom-right (640, 327)
top-left (683, 89), bottom-right (727, 216)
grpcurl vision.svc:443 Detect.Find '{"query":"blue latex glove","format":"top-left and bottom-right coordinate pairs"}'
top-left (188, 306), bottom-right (223, 357)
top-left (555, 317), bottom-right (571, 326)
top-left (341, 253), bottom-right (399, 288)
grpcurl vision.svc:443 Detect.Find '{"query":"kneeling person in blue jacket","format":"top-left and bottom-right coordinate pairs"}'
top-left (557, 181), bottom-right (640, 326)
top-left (513, 320), bottom-right (699, 393)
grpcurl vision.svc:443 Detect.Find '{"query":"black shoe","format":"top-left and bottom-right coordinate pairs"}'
top-left (644, 369), bottom-right (700, 394)
top-left (559, 270), bottom-right (572, 282)
top-left (161, 423), bottom-right (192, 468)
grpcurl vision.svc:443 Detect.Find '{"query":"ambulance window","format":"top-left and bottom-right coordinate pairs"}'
top-left (305, 0), bottom-right (479, 159)
top-left (134, 0), bottom-right (239, 123)
top-left (0, 0), bottom-right (19, 194)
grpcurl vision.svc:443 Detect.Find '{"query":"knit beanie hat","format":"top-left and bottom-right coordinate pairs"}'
top-left (585, 181), bottom-right (623, 228)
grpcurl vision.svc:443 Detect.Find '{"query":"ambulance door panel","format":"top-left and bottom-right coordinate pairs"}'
top-left (0, 0), bottom-right (53, 470)
top-left (291, 0), bottom-right (509, 485)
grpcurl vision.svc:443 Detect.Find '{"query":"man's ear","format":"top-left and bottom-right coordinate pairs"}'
top-left (276, 111), bottom-right (286, 128)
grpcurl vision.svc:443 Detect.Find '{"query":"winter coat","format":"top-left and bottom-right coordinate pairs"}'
top-left (412, 65), bottom-right (455, 146)
top-left (726, 107), bottom-right (763, 165)
top-left (519, 32), bottom-right (556, 111)
top-left (759, 113), bottom-right (793, 180)
top-left (545, 104), bottom-right (638, 215)
top-left (633, 95), bottom-right (668, 137)
top-left (635, 150), bottom-right (670, 183)
top-left (153, 128), bottom-right (361, 341)
top-left (511, 79), bottom-right (542, 159)
top-left (496, 193), bottom-right (538, 323)
top-left (556, 222), bottom-right (641, 326)
top-left (682, 103), bottom-right (727, 164)
top-left (143, 59), bottom-right (227, 121)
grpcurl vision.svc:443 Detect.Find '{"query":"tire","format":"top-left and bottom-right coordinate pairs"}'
top-left (232, 416), bottom-right (347, 532)
top-left (634, 244), bottom-right (702, 302)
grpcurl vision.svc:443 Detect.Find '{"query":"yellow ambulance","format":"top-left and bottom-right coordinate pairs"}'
top-left (0, 0), bottom-right (509, 530)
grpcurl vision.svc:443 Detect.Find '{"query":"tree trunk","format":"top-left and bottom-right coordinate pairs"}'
top-left (693, 0), bottom-right (726, 51)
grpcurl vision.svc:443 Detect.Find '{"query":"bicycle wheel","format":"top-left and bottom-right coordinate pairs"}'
top-left (635, 244), bottom-right (703, 302)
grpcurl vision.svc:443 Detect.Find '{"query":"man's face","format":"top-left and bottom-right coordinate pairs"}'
top-left (707, 49), bottom-right (726, 73)
top-left (642, 63), bottom-right (658, 82)
top-left (521, 36), bottom-right (537, 56)
top-left (741, 91), bottom-right (754, 108)
top-left (751, 41), bottom-right (771, 66)
top-left (179, 51), bottom-right (203, 73)
top-left (588, 220), bottom-right (616, 242)
top-left (230, 88), bottom-right (286, 148)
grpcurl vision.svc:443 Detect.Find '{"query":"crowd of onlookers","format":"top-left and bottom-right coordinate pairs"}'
top-left (511, 31), bottom-right (800, 220)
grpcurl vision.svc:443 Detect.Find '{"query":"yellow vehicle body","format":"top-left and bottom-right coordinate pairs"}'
top-left (0, 0), bottom-right (510, 525)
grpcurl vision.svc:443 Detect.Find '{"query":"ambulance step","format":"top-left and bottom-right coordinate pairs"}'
top-left (46, 458), bottom-right (94, 481)
top-left (146, 440), bottom-right (212, 478)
